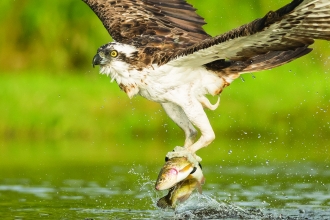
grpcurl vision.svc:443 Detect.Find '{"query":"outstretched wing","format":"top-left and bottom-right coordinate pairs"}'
top-left (82, 0), bottom-right (210, 49)
top-left (166, 0), bottom-right (330, 70)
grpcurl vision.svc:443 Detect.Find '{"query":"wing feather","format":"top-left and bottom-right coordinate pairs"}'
top-left (167, 0), bottom-right (330, 68)
top-left (205, 46), bottom-right (313, 78)
top-left (82, 0), bottom-right (210, 49)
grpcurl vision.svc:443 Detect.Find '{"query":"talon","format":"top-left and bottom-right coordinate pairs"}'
top-left (199, 163), bottom-right (202, 170)
top-left (165, 156), bottom-right (169, 162)
top-left (165, 146), bottom-right (202, 167)
top-left (190, 167), bottom-right (197, 174)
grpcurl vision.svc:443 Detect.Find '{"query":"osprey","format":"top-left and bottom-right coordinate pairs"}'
top-left (83, 0), bottom-right (330, 165)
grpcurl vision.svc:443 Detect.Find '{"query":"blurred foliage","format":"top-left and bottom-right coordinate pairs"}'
top-left (0, 0), bottom-right (304, 72)
top-left (0, 0), bottom-right (109, 72)
top-left (0, 0), bottom-right (330, 166)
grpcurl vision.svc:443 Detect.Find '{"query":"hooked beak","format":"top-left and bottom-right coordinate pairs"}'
top-left (92, 53), bottom-right (102, 68)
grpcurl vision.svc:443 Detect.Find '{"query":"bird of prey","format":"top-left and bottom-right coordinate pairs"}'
top-left (83, 0), bottom-right (330, 165)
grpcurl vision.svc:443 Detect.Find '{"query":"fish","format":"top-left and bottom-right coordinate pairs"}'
top-left (155, 157), bottom-right (196, 191)
top-left (156, 160), bottom-right (205, 209)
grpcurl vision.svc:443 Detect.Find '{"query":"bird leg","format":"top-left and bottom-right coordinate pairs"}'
top-left (165, 97), bottom-right (215, 166)
top-left (161, 102), bottom-right (198, 148)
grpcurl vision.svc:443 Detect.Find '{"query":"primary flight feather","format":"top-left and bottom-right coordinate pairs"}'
top-left (82, 0), bottom-right (330, 165)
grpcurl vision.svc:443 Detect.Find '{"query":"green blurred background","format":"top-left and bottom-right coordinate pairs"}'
top-left (1, 0), bottom-right (329, 168)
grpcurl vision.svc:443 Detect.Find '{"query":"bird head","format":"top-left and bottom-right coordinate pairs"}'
top-left (92, 42), bottom-right (138, 75)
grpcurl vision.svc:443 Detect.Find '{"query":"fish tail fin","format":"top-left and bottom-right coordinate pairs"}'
top-left (157, 196), bottom-right (174, 209)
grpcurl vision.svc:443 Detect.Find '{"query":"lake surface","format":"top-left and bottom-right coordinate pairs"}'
top-left (1, 162), bottom-right (329, 219)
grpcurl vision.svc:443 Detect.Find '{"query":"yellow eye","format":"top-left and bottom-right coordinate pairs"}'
top-left (110, 50), bottom-right (118, 57)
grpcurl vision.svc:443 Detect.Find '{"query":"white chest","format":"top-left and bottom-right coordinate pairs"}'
top-left (101, 63), bottom-right (232, 104)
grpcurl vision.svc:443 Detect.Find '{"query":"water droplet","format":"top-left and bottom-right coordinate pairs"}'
top-left (258, 134), bottom-right (261, 138)
top-left (228, 150), bottom-right (232, 154)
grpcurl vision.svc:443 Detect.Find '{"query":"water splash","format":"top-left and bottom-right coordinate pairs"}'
top-left (174, 193), bottom-right (264, 219)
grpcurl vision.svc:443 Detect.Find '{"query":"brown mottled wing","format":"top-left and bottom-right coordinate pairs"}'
top-left (204, 46), bottom-right (312, 78)
top-left (82, 0), bottom-right (210, 49)
top-left (168, 0), bottom-right (330, 69)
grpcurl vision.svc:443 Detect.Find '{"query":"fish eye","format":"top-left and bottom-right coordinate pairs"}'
top-left (110, 50), bottom-right (118, 57)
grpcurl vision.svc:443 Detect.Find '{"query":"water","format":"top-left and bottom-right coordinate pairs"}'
top-left (0, 162), bottom-right (329, 219)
